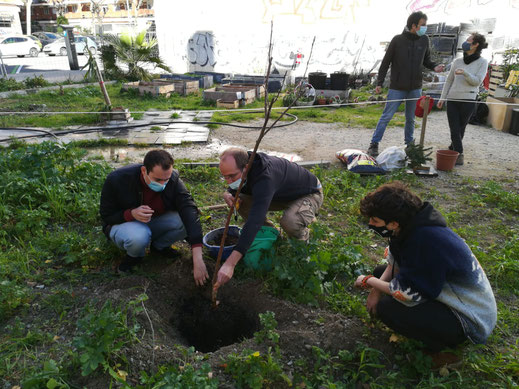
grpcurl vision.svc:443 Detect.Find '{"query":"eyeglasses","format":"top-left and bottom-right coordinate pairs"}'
top-left (222, 171), bottom-right (241, 181)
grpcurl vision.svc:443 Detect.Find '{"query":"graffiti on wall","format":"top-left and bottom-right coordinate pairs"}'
top-left (183, 28), bottom-right (380, 76)
top-left (262, 0), bottom-right (371, 24)
top-left (187, 31), bottom-right (217, 70)
top-left (406, 0), bottom-right (518, 14)
top-left (272, 32), bottom-right (379, 74)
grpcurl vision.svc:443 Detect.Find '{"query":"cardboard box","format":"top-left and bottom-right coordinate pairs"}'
top-left (487, 96), bottom-right (519, 132)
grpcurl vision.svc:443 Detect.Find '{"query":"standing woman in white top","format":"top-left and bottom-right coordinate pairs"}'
top-left (437, 33), bottom-right (488, 166)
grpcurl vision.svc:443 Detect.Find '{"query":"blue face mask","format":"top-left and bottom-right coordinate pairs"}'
top-left (229, 178), bottom-right (242, 190)
top-left (417, 25), bottom-right (427, 36)
top-left (462, 41), bottom-right (472, 52)
top-left (146, 173), bottom-right (167, 192)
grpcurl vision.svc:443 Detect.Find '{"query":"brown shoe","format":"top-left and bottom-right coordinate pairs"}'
top-left (455, 153), bottom-right (464, 166)
top-left (427, 351), bottom-right (462, 370)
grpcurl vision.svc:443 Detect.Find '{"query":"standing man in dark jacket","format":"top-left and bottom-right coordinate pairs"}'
top-left (367, 11), bottom-right (445, 157)
top-left (100, 149), bottom-right (209, 285)
top-left (214, 147), bottom-right (323, 289)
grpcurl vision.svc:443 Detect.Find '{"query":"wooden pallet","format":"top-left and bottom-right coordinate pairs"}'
top-left (216, 99), bottom-right (239, 109)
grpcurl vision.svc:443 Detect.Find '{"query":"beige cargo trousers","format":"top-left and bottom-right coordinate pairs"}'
top-left (237, 180), bottom-right (324, 241)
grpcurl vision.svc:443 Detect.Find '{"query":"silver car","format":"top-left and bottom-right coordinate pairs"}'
top-left (43, 36), bottom-right (97, 56)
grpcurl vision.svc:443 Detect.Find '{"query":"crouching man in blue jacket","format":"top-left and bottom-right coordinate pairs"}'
top-left (354, 182), bottom-right (496, 361)
top-left (100, 149), bottom-right (208, 285)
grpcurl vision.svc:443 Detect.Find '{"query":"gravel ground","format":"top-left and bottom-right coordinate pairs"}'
top-left (101, 109), bottom-right (519, 181)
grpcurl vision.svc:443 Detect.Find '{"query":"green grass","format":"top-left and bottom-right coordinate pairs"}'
top-left (0, 142), bottom-right (517, 387)
top-left (0, 83), bottom-right (406, 130)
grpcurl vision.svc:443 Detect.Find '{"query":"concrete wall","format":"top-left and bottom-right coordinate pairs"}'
top-left (155, 0), bottom-right (519, 76)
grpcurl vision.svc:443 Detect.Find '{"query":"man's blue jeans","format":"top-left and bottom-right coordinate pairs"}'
top-left (371, 88), bottom-right (422, 145)
top-left (109, 211), bottom-right (187, 258)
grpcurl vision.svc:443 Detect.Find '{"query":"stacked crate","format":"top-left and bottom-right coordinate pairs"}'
top-left (489, 65), bottom-right (504, 97)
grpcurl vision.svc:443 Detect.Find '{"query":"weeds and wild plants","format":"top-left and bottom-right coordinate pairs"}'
top-left (0, 142), bottom-right (518, 387)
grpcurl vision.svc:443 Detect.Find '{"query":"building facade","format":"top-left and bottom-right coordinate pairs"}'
top-left (0, 0), bottom-right (23, 35)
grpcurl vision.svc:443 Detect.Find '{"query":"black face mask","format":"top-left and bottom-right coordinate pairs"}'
top-left (368, 224), bottom-right (394, 238)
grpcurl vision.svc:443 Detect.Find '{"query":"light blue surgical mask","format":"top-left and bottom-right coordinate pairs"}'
top-left (417, 26), bottom-right (427, 36)
top-left (229, 178), bottom-right (242, 190)
top-left (146, 173), bottom-right (167, 192)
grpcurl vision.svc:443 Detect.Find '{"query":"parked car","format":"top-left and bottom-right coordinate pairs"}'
top-left (32, 31), bottom-right (61, 48)
top-left (43, 36), bottom-right (97, 56)
top-left (28, 35), bottom-right (43, 50)
top-left (0, 35), bottom-right (40, 57)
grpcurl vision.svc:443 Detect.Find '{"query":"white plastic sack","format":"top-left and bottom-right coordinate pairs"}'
top-left (375, 146), bottom-right (406, 171)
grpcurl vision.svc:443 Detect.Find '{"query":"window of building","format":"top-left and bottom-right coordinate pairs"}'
top-left (116, 2), bottom-right (126, 10)
top-left (0, 17), bottom-right (12, 28)
top-left (81, 3), bottom-right (90, 12)
top-left (43, 7), bottom-right (50, 15)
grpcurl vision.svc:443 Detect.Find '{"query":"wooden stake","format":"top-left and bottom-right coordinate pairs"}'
top-left (419, 96), bottom-right (430, 146)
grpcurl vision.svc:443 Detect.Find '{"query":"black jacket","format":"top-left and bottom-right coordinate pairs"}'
top-left (99, 164), bottom-right (203, 246)
top-left (377, 30), bottom-right (437, 91)
top-left (232, 152), bottom-right (320, 255)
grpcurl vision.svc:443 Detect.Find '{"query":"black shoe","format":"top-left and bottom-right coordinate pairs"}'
top-left (448, 144), bottom-right (454, 151)
top-left (117, 255), bottom-right (143, 274)
top-left (367, 142), bottom-right (379, 157)
top-left (150, 245), bottom-right (182, 259)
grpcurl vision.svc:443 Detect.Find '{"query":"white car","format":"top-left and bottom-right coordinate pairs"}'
top-left (43, 36), bottom-right (97, 56)
top-left (0, 35), bottom-right (40, 58)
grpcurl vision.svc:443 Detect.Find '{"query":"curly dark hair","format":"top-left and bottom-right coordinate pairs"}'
top-left (360, 181), bottom-right (423, 228)
top-left (471, 33), bottom-right (488, 53)
top-left (143, 149), bottom-right (174, 173)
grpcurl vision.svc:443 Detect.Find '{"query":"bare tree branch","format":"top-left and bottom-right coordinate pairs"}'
top-left (211, 25), bottom-right (316, 307)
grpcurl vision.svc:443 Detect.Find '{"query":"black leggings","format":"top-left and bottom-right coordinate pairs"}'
top-left (373, 265), bottom-right (467, 351)
top-left (446, 100), bottom-right (476, 155)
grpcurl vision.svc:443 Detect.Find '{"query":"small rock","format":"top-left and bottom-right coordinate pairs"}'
top-left (36, 284), bottom-right (45, 289)
top-left (304, 344), bottom-right (312, 350)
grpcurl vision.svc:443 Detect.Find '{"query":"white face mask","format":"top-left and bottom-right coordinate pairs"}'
top-left (229, 178), bottom-right (242, 190)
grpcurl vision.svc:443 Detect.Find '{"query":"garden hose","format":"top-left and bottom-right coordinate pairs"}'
top-left (0, 111), bottom-right (299, 143)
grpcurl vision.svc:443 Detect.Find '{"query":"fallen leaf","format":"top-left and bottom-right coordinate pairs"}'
top-left (389, 334), bottom-right (401, 343)
top-left (439, 366), bottom-right (449, 377)
top-left (53, 335), bottom-right (60, 342)
top-left (116, 369), bottom-right (128, 381)
top-left (44, 260), bottom-right (52, 263)
top-left (208, 372), bottom-right (213, 378)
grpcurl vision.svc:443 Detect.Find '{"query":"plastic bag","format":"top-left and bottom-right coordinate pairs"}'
top-left (376, 146), bottom-right (406, 171)
top-left (335, 149), bottom-right (386, 174)
top-left (242, 226), bottom-right (280, 270)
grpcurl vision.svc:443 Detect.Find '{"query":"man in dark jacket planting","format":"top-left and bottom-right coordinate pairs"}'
top-left (367, 11), bottom-right (445, 157)
top-left (214, 147), bottom-right (323, 289)
top-left (100, 149), bottom-right (208, 285)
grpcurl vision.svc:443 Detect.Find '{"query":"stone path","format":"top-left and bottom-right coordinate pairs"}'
top-left (0, 109), bottom-right (212, 145)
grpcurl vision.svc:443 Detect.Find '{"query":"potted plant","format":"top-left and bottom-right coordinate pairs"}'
top-left (405, 143), bottom-right (433, 172)
top-left (316, 92), bottom-right (327, 105)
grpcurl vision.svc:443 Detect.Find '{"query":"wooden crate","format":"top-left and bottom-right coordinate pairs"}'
top-left (223, 84), bottom-right (265, 99)
top-left (487, 96), bottom-right (519, 132)
top-left (204, 88), bottom-right (241, 102)
top-left (172, 80), bottom-right (199, 96)
top-left (216, 99), bottom-right (239, 109)
top-left (216, 85), bottom-right (256, 101)
top-left (138, 81), bottom-right (176, 97)
top-left (489, 64), bottom-right (504, 97)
